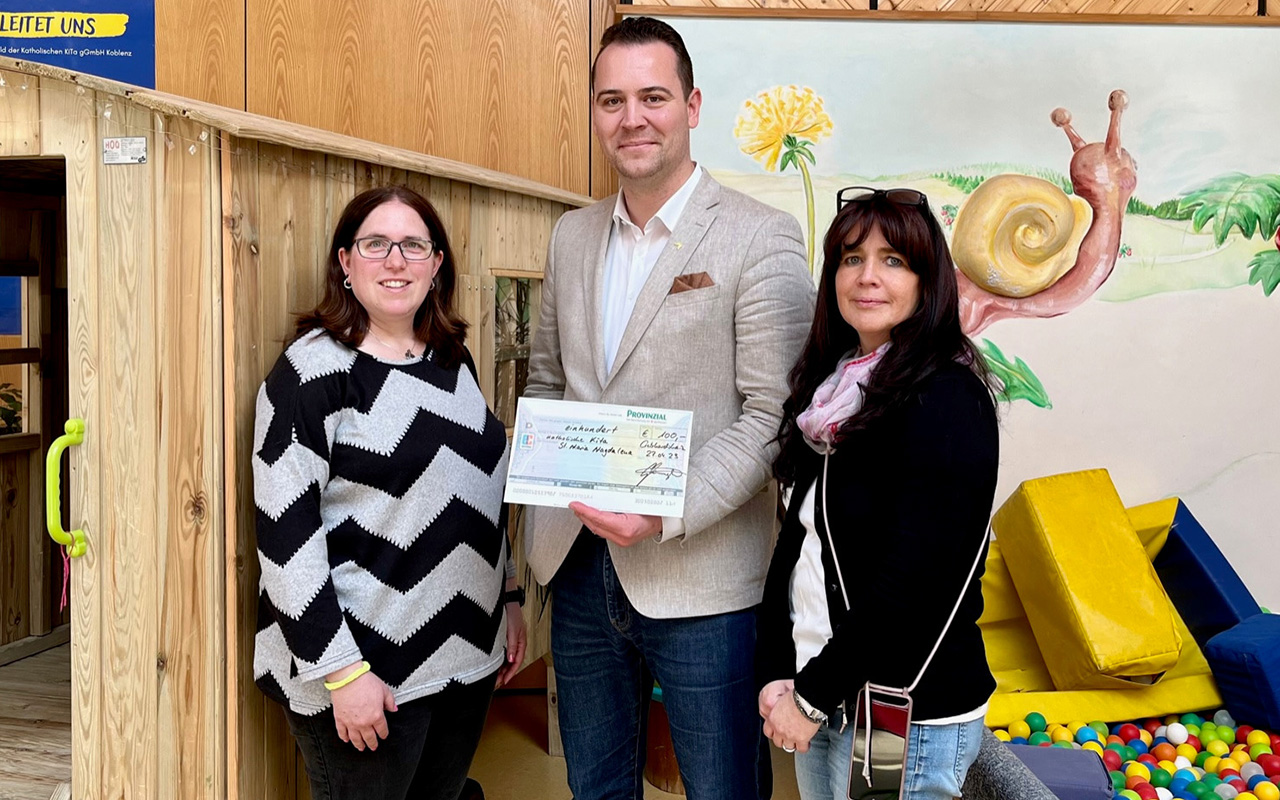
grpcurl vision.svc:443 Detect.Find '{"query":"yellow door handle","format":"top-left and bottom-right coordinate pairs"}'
top-left (47, 418), bottom-right (87, 558)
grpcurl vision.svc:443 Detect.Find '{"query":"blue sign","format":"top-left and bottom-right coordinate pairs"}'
top-left (0, 2), bottom-right (154, 88)
top-left (0, 278), bottom-right (20, 336)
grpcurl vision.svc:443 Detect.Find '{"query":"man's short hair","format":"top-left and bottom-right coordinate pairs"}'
top-left (591, 17), bottom-right (694, 99)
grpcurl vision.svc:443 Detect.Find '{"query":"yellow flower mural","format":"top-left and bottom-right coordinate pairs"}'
top-left (734, 85), bottom-right (834, 273)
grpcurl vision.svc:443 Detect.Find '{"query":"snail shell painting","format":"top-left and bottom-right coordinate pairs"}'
top-left (952, 174), bottom-right (1093, 298)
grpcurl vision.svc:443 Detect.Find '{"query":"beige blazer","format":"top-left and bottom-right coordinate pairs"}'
top-left (523, 172), bottom-right (815, 618)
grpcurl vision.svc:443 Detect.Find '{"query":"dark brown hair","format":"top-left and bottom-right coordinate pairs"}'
top-left (294, 186), bottom-right (467, 368)
top-left (591, 16), bottom-right (694, 99)
top-left (774, 194), bottom-right (995, 485)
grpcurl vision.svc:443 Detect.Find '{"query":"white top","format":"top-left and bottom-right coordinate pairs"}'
top-left (788, 477), bottom-right (988, 725)
top-left (601, 165), bottom-right (703, 374)
top-left (790, 480), bottom-right (832, 672)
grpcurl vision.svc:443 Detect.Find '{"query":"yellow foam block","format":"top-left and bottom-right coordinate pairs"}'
top-left (981, 526), bottom-right (1221, 728)
top-left (992, 469), bottom-right (1183, 691)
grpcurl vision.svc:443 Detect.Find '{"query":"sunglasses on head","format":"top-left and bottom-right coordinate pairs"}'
top-left (836, 186), bottom-right (929, 210)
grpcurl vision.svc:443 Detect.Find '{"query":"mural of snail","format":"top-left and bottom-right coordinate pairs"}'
top-left (957, 90), bottom-right (1138, 335)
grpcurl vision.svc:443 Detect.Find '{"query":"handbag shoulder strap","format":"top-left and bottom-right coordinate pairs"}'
top-left (819, 453), bottom-right (989, 691)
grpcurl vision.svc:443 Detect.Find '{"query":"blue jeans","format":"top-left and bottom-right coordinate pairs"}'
top-left (794, 716), bottom-right (985, 800)
top-left (550, 533), bottom-right (771, 800)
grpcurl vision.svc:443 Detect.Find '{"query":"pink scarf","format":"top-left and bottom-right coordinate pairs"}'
top-left (796, 343), bottom-right (889, 454)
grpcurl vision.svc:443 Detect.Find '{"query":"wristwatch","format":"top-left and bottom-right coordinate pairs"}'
top-left (793, 690), bottom-right (829, 725)
top-left (503, 586), bottom-right (526, 607)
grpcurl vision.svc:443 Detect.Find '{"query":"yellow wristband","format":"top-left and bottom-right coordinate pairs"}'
top-left (323, 661), bottom-right (371, 691)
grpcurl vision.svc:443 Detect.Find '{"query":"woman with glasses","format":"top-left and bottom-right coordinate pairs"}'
top-left (251, 185), bottom-right (525, 800)
top-left (756, 187), bottom-right (1000, 799)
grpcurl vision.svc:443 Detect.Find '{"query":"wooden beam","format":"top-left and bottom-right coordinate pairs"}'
top-left (0, 348), bottom-right (39, 365)
top-left (0, 259), bottom-right (38, 277)
top-left (0, 432), bottom-right (40, 455)
top-left (0, 624), bottom-right (70, 667)
top-left (0, 56), bottom-right (593, 209)
top-left (618, 3), bottom-right (1280, 22)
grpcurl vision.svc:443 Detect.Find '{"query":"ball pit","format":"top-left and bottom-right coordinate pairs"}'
top-left (990, 709), bottom-right (1280, 800)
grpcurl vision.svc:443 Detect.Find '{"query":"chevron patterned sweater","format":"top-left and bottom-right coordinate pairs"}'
top-left (252, 329), bottom-right (513, 715)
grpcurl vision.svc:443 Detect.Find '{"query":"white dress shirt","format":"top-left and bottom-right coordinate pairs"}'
top-left (602, 165), bottom-right (704, 374)
top-left (601, 165), bottom-right (703, 542)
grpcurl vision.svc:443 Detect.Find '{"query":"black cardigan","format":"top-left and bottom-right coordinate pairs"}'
top-left (757, 361), bottom-right (999, 722)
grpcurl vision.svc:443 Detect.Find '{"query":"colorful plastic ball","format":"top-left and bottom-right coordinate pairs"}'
top-left (1118, 791), bottom-right (1142, 800)
top-left (1090, 720), bottom-right (1111, 738)
top-left (1222, 760), bottom-right (1246, 774)
top-left (1130, 773), bottom-right (1155, 789)
top-left (1238, 727), bottom-right (1256, 745)
top-left (1155, 745), bottom-right (1180, 761)
top-left (1175, 757), bottom-right (1193, 769)
top-left (1187, 781), bottom-right (1209, 798)
top-left (1140, 755), bottom-right (1163, 767)
top-left (1145, 719), bottom-right (1167, 734)
top-left (1216, 711), bottom-right (1238, 728)
top-left (1105, 750), bottom-right (1125, 770)
top-left (1049, 727), bottom-right (1072, 744)
top-left (1115, 770), bottom-right (1134, 790)
top-left (1189, 737), bottom-right (1205, 753)
top-left (1143, 730), bottom-right (1157, 746)
top-left (1217, 785), bottom-right (1241, 799)
top-left (1084, 741), bottom-right (1105, 756)
top-left (1200, 753), bottom-right (1217, 769)
top-left (1255, 754), bottom-right (1280, 776)
top-left (1053, 740), bottom-right (1074, 750)
top-left (1151, 769), bottom-right (1173, 788)
top-left (1157, 789), bottom-right (1173, 800)
top-left (1131, 764), bottom-right (1156, 781)
top-left (1204, 730), bottom-right (1225, 746)
top-left (1212, 742), bottom-right (1235, 758)
top-left (1010, 736), bottom-right (1028, 745)
top-left (1253, 781), bottom-right (1280, 800)
top-left (1170, 777), bottom-right (1191, 794)
top-left (1029, 731), bottom-right (1052, 746)
top-left (1025, 711), bottom-right (1047, 733)
top-left (1236, 793), bottom-right (1259, 800)
top-left (1077, 726), bottom-right (1101, 745)
top-left (1184, 714), bottom-right (1206, 727)
top-left (1251, 733), bottom-right (1275, 748)
top-left (1180, 745), bottom-right (1203, 762)
top-left (1130, 741), bottom-right (1150, 755)
top-left (1160, 761), bottom-right (1180, 775)
top-left (1235, 751), bottom-right (1255, 767)
top-left (1269, 735), bottom-right (1280, 752)
top-left (1121, 724), bottom-right (1145, 742)
top-left (1170, 724), bottom-right (1192, 746)
top-left (1178, 770), bottom-right (1203, 783)
top-left (1009, 720), bottom-right (1031, 739)
top-left (1135, 784), bottom-right (1159, 800)
top-left (993, 728), bottom-right (1011, 742)
top-left (1255, 747), bottom-right (1276, 761)
top-left (1250, 776), bottom-right (1270, 790)
top-left (1243, 765), bottom-right (1267, 781)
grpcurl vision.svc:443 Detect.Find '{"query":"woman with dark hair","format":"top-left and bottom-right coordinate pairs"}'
top-left (252, 185), bottom-right (525, 800)
top-left (756, 187), bottom-right (1000, 799)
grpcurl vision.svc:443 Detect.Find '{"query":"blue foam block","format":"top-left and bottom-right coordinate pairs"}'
top-left (1005, 744), bottom-right (1114, 800)
top-left (1152, 500), bottom-right (1259, 647)
top-left (1205, 613), bottom-right (1280, 730)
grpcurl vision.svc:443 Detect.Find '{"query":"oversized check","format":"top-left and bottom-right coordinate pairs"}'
top-left (504, 398), bottom-right (694, 517)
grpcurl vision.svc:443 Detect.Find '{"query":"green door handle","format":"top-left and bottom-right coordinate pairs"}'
top-left (47, 418), bottom-right (87, 558)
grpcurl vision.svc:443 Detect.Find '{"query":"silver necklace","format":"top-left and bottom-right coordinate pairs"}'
top-left (367, 329), bottom-right (417, 359)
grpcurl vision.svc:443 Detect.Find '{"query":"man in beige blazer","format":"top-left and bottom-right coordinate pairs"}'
top-left (523, 16), bottom-right (814, 800)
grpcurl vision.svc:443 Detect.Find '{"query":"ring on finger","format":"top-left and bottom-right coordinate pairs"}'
top-left (783, 745), bottom-right (796, 753)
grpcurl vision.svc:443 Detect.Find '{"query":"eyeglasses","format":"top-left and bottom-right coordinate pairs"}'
top-left (352, 236), bottom-right (437, 260)
top-left (836, 186), bottom-right (929, 210)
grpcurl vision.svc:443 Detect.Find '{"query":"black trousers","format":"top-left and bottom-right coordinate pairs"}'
top-left (285, 673), bottom-right (496, 800)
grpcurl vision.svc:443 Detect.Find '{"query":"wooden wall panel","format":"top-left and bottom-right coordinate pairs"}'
top-left (153, 113), bottom-right (225, 799)
top-left (590, 0), bottom-right (622, 199)
top-left (247, 0), bottom-right (591, 195)
top-left (156, 0), bottom-right (246, 108)
top-left (0, 71), bottom-right (40, 156)
top-left (0, 451), bottom-right (31, 646)
top-left (39, 75), bottom-right (103, 800)
top-left (96, 97), bottom-right (158, 800)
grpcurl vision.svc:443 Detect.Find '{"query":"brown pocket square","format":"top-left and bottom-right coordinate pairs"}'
top-left (670, 272), bottom-right (715, 294)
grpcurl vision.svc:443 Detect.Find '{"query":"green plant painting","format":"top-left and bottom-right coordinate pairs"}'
top-left (1178, 173), bottom-right (1280, 297)
top-left (979, 341), bottom-right (1052, 409)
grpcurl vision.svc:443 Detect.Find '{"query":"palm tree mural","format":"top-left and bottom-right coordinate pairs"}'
top-left (1178, 172), bottom-right (1280, 296)
top-left (733, 85), bottom-right (833, 274)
